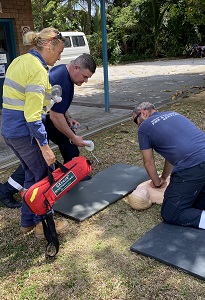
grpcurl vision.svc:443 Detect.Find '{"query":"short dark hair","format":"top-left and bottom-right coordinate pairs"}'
top-left (73, 53), bottom-right (96, 74)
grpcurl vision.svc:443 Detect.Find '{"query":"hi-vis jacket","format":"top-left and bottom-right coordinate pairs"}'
top-left (1, 52), bottom-right (51, 146)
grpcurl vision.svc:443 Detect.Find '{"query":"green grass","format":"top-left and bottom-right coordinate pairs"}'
top-left (1, 91), bottom-right (205, 299)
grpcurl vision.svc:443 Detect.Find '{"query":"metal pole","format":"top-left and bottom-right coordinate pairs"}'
top-left (100, 0), bottom-right (110, 112)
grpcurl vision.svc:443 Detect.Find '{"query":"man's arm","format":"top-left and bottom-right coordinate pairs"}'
top-left (141, 149), bottom-right (172, 188)
top-left (64, 111), bottom-right (80, 129)
top-left (161, 160), bottom-right (173, 181)
top-left (141, 149), bottom-right (160, 185)
top-left (49, 110), bottom-right (87, 147)
top-left (141, 149), bottom-right (164, 188)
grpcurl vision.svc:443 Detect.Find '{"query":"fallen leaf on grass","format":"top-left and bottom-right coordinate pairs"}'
top-left (120, 130), bottom-right (129, 134)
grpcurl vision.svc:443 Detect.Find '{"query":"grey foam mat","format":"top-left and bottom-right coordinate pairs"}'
top-left (130, 222), bottom-right (205, 280)
top-left (53, 163), bottom-right (149, 221)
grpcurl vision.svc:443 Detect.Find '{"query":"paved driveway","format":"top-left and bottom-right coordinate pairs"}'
top-left (0, 58), bottom-right (205, 168)
top-left (73, 57), bottom-right (205, 108)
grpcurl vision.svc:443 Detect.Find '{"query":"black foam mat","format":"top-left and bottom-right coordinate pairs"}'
top-left (130, 222), bottom-right (205, 280)
top-left (53, 163), bottom-right (149, 221)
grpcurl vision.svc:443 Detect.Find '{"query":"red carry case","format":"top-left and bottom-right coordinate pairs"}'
top-left (21, 156), bottom-right (92, 258)
top-left (22, 156), bottom-right (92, 215)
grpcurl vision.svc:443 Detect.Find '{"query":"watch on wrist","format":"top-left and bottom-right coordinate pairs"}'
top-left (154, 183), bottom-right (162, 188)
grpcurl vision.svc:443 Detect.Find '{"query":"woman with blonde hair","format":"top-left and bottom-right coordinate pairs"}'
top-left (1, 27), bottom-right (69, 237)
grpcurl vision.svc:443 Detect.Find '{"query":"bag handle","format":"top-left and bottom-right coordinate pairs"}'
top-left (55, 160), bottom-right (69, 173)
top-left (47, 160), bottom-right (77, 185)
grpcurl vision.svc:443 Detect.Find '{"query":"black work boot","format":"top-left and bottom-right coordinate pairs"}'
top-left (0, 194), bottom-right (22, 208)
top-left (0, 184), bottom-right (22, 208)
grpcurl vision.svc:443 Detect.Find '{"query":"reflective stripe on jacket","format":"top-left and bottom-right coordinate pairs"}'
top-left (3, 53), bottom-right (51, 123)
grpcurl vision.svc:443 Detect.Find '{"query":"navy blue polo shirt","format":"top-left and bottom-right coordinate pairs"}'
top-left (49, 64), bottom-right (74, 114)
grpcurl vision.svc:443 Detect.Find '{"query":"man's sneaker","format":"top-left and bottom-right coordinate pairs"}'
top-left (35, 218), bottom-right (69, 239)
top-left (0, 195), bottom-right (22, 209)
top-left (20, 225), bottom-right (35, 234)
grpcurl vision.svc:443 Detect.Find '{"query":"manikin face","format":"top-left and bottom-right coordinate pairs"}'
top-left (70, 65), bottom-right (93, 86)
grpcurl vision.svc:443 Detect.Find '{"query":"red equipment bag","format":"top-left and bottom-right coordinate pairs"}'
top-left (22, 156), bottom-right (92, 257)
top-left (23, 156), bottom-right (92, 215)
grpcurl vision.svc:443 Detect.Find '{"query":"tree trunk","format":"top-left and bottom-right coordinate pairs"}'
top-left (87, 0), bottom-right (92, 35)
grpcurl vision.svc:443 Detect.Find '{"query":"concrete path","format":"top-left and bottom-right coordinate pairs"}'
top-left (0, 57), bottom-right (205, 169)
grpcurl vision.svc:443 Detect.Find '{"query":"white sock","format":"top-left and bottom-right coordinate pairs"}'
top-left (8, 177), bottom-right (23, 191)
top-left (199, 211), bottom-right (205, 229)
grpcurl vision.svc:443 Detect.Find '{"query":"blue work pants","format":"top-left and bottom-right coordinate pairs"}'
top-left (4, 136), bottom-right (48, 227)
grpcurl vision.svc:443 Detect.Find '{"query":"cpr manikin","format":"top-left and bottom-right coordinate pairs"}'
top-left (128, 176), bottom-right (170, 210)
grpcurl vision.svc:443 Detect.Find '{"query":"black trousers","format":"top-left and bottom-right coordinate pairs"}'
top-left (44, 114), bottom-right (79, 164)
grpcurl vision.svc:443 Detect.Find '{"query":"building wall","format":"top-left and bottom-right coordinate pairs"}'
top-left (0, 0), bottom-right (34, 55)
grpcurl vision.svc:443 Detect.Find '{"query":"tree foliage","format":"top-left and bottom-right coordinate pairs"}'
top-left (31, 0), bottom-right (205, 64)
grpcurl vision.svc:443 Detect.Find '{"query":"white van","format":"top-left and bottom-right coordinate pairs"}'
top-left (56, 32), bottom-right (90, 65)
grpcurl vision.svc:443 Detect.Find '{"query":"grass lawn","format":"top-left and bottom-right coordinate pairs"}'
top-left (1, 92), bottom-right (205, 299)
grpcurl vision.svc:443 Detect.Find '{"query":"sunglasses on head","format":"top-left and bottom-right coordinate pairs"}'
top-left (49, 32), bottom-right (63, 42)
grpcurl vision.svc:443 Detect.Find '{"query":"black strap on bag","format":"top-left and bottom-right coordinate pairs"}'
top-left (47, 160), bottom-right (77, 186)
top-left (41, 210), bottom-right (59, 258)
top-left (41, 159), bottom-right (91, 257)
top-left (41, 161), bottom-right (75, 258)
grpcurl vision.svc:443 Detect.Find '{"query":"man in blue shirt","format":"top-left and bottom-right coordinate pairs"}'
top-left (133, 101), bottom-right (205, 229)
top-left (0, 53), bottom-right (96, 211)
top-left (46, 53), bottom-right (96, 163)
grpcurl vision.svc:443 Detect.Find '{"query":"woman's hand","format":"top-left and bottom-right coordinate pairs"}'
top-left (35, 139), bottom-right (56, 166)
top-left (40, 145), bottom-right (56, 166)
